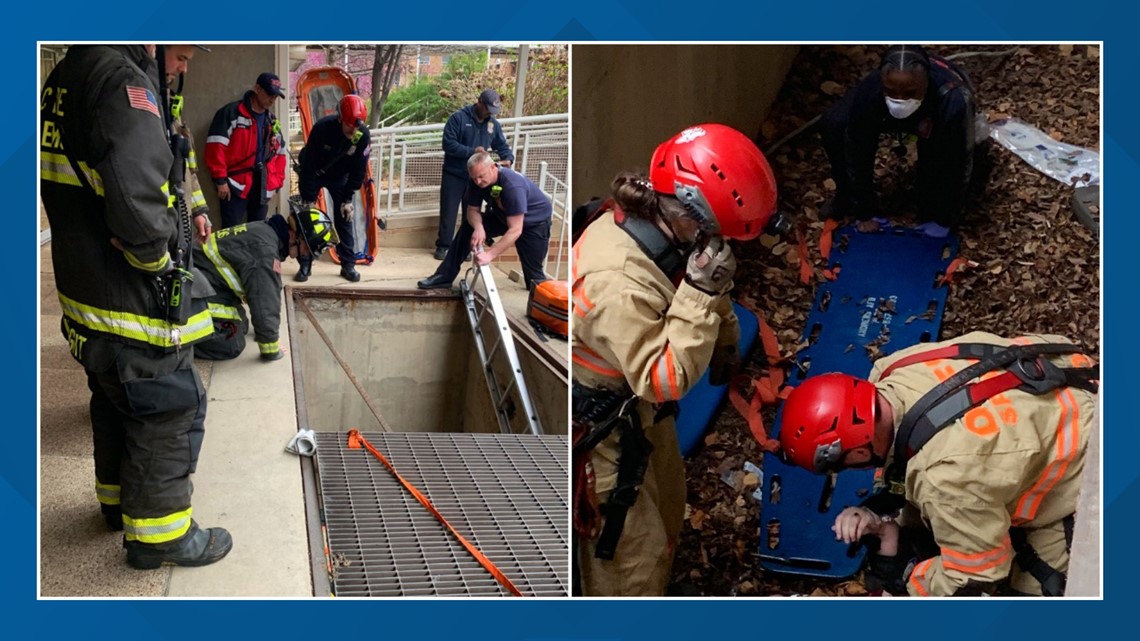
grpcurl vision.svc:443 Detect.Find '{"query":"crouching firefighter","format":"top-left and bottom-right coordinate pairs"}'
top-left (572, 124), bottom-right (780, 596)
top-left (40, 44), bottom-right (232, 568)
top-left (194, 200), bottom-right (337, 361)
top-left (778, 331), bottom-right (1098, 596)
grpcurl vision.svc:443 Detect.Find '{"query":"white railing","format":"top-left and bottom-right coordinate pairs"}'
top-left (538, 161), bottom-right (570, 281)
top-left (368, 113), bottom-right (568, 219)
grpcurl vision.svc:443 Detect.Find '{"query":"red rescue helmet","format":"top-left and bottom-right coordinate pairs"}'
top-left (779, 373), bottom-right (879, 474)
top-left (649, 123), bottom-right (778, 241)
top-left (339, 94), bottom-right (367, 127)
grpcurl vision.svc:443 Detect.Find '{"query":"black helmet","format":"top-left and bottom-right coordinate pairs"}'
top-left (288, 200), bottom-right (337, 255)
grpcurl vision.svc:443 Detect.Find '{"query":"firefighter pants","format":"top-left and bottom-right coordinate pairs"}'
top-left (578, 411), bottom-right (686, 596)
top-left (87, 344), bottom-right (205, 542)
top-left (298, 175), bottom-right (357, 266)
top-left (438, 215), bottom-right (550, 290)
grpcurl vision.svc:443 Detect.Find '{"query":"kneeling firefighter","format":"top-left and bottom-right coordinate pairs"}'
top-left (778, 331), bottom-right (1098, 596)
top-left (571, 124), bottom-right (781, 596)
top-left (194, 201), bottom-right (336, 361)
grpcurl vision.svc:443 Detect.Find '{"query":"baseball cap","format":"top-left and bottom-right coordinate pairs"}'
top-left (256, 72), bottom-right (285, 97)
top-left (478, 88), bottom-right (501, 115)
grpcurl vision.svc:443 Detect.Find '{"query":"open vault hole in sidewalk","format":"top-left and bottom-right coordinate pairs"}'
top-left (286, 286), bottom-right (569, 597)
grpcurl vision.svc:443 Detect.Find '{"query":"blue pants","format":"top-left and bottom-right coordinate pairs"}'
top-left (436, 171), bottom-right (468, 250)
top-left (219, 194), bottom-right (268, 229)
top-left (435, 215), bottom-right (551, 289)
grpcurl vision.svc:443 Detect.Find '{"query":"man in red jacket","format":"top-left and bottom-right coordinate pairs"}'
top-left (206, 72), bottom-right (287, 228)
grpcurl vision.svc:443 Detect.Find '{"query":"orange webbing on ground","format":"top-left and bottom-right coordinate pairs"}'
top-left (795, 227), bottom-right (814, 284)
top-left (346, 429), bottom-right (525, 596)
top-left (819, 219), bottom-right (840, 261)
top-left (728, 311), bottom-right (787, 453)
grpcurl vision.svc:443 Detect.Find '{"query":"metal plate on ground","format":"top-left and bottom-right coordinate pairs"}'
top-left (314, 432), bottom-right (568, 596)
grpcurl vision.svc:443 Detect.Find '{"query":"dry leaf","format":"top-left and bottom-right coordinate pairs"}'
top-left (821, 80), bottom-right (845, 96)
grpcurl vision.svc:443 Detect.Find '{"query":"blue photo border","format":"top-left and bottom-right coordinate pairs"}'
top-left (13, 0), bottom-right (1125, 636)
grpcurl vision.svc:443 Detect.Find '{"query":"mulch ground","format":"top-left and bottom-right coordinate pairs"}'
top-left (672, 44), bottom-right (1100, 596)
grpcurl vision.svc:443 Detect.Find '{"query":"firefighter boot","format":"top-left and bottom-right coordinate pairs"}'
top-left (295, 260), bottom-right (312, 283)
top-left (340, 264), bottom-right (361, 282)
top-left (102, 505), bottom-right (123, 532)
top-left (125, 520), bottom-right (233, 570)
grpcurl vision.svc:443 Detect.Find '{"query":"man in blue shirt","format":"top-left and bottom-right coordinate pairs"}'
top-left (418, 151), bottom-right (551, 290)
top-left (434, 88), bottom-right (514, 260)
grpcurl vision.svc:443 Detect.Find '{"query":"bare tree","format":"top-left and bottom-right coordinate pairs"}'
top-left (369, 45), bottom-right (404, 128)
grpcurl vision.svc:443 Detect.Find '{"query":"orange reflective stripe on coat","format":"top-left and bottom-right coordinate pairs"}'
top-left (1012, 387), bottom-right (1082, 524)
top-left (572, 345), bottom-right (622, 378)
top-left (650, 344), bottom-right (681, 403)
top-left (940, 534), bottom-right (1013, 574)
top-left (572, 280), bottom-right (594, 319)
top-left (909, 558), bottom-right (935, 596)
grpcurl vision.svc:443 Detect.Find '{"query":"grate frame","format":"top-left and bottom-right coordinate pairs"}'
top-left (314, 431), bottom-right (568, 597)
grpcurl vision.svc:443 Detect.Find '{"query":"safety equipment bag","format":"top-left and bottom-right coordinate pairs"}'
top-left (527, 279), bottom-right (569, 340)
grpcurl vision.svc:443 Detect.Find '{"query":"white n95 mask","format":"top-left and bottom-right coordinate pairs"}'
top-left (885, 97), bottom-right (922, 119)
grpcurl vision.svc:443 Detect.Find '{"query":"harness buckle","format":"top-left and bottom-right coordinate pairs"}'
top-left (1011, 356), bottom-right (1065, 395)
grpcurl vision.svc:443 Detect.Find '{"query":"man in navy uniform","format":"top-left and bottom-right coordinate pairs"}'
top-left (418, 151), bottom-right (550, 291)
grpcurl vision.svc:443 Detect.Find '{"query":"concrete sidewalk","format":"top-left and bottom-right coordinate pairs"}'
top-left (39, 244), bottom-right (554, 597)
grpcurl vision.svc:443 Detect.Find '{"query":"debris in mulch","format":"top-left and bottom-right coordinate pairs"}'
top-left (672, 44), bottom-right (1100, 597)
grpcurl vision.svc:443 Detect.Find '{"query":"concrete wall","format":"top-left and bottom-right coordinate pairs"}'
top-left (295, 293), bottom-right (567, 436)
top-left (572, 44), bottom-right (798, 205)
top-left (182, 45), bottom-right (286, 228)
top-left (297, 296), bottom-right (473, 433)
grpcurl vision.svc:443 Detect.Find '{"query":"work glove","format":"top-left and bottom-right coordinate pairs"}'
top-left (340, 202), bottom-right (354, 219)
top-left (684, 236), bottom-right (736, 295)
top-left (707, 344), bottom-right (739, 386)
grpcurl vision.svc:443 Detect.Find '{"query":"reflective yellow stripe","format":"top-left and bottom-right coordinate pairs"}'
top-left (123, 250), bottom-right (170, 274)
top-left (187, 149), bottom-right (198, 171)
top-left (258, 341), bottom-right (279, 355)
top-left (123, 507), bottom-right (192, 544)
top-left (95, 482), bottom-right (121, 506)
top-left (208, 302), bottom-right (242, 321)
top-left (59, 291), bottom-right (213, 348)
top-left (202, 234), bottom-right (245, 299)
top-left (191, 188), bottom-right (207, 209)
top-left (40, 152), bottom-right (105, 196)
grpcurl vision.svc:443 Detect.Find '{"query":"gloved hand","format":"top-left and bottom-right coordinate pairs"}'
top-left (340, 202), bottom-right (354, 219)
top-left (707, 344), bottom-right (739, 386)
top-left (684, 236), bottom-right (736, 295)
top-left (914, 221), bottom-right (950, 238)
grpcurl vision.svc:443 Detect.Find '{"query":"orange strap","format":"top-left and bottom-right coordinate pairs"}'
top-left (795, 227), bottom-right (814, 285)
top-left (728, 311), bottom-right (786, 453)
top-left (819, 219), bottom-right (840, 261)
top-left (347, 429), bottom-right (524, 596)
top-left (938, 257), bottom-right (977, 287)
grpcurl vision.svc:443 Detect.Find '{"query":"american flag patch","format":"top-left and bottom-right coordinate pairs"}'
top-left (125, 85), bottom-right (160, 118)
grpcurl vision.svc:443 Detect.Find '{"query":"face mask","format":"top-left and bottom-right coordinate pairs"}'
top-left (885, 97), bottom-right (922, 119)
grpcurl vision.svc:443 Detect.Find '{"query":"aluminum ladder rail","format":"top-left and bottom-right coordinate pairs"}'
top-left (459, 263), bottom-right (544, 436)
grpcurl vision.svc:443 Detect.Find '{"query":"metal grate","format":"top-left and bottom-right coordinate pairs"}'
top-left (314, 432), bottom-right (568, 597)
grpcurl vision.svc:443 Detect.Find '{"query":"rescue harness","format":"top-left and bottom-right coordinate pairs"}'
top-left (862, 340), bottom-right (1098, 596)
top-left (571, 201), bottom-right (687, 565)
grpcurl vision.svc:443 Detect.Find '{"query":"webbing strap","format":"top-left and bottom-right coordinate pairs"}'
top-left (729, 309), bottom-right (786, 453)
top-left (614, 206), bottom-right (685, 283)
top-left (891, 342), bottom-right (1089, 471)
top-left (346, 429), bottom-right (524, 596)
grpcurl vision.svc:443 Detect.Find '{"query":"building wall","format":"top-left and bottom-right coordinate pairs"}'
top-left (571, 44), bottom-right (798, 205)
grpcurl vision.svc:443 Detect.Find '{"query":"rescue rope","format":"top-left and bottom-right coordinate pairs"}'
top-left (346, 429), bottom-right (525, 596)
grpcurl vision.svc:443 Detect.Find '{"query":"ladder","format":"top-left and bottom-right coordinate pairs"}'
top-left (459, 263), bottom-right (544, 436)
